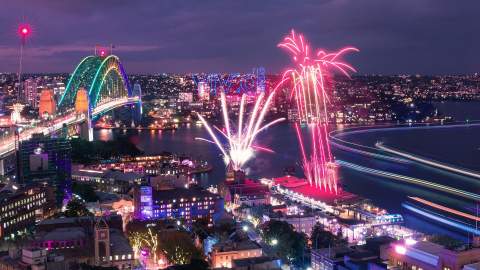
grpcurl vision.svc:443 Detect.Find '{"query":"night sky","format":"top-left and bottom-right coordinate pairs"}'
top-left (0, 0), bottom-right (479, 75)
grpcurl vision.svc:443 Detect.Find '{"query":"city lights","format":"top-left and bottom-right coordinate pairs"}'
top-left (395, 245), bottom-right (407, 255)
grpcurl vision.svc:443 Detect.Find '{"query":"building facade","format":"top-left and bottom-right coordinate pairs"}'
top-left (19, 133), bottom-right (72, 205)
top-left (211, 236), bottom-right (263, 269)
top-left (388, 239), bottom-right (480, 270)
top-left (133, 186), bottom-right (223, 225)
top-left (0, 184), bottom-right (51, 239)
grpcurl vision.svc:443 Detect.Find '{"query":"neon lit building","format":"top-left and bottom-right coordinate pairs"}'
top-left (133, 186), bottom-right (223, 225)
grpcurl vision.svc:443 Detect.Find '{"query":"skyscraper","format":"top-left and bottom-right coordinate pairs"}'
top-left (18, 134), bottom-right (72, 205)
top-left (23, 78), bottom-right (39, 108)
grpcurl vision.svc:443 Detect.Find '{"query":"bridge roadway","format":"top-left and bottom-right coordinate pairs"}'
top-left (0, 97), bottom-right (140, 158)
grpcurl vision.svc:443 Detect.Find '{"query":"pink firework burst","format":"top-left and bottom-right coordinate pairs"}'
top-left (277, 29), bottom-right (358, 193)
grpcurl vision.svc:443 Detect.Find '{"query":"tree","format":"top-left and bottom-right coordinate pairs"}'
top-left (311, 223), bottom-right (346, 249)
top-left (64, 199), bottom-right (92, 217)
top-left (192, 218), bottom-right (212, 241)
top-left (159, 231), bottom-right (203, 265)
top-left (72, 182), bottom-right (98, 202)
top-left (262, 220), bottom-right (306, 267)
top-left (214, 218), bottom-right (235, 241)
top-left (79, 264), bottom-right (118, 270)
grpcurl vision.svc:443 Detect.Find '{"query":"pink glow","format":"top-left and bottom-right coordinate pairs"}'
top-left (18, 24), bottom-right (31, 37)
top-left (277, 29), bottom-right (358, 193)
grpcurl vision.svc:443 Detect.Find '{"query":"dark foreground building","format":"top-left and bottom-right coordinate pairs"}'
top-left (18, 133), bottom-right (72, 205)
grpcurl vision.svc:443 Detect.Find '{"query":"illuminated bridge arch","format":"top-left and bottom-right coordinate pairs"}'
top-left (58, 55), bottom-right (133, 112)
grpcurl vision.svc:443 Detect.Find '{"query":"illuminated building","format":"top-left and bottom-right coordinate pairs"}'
top-left (388, 239), bottom-right (480, 270)
top-left (197, 81), bottom-right (210, 101)
top-left (72, 169), bottom-right (146, 194)
top-left (178, 92), bottom-right (193, 103)
top-left (133, 186), bottom-right (223, 225)
top-left (19, 133), bottom-right (72, 205)
top-left (28, 215), bottom-right (133, 269)
top-left (0, 184), bottom-right (51, 240)
top-left (311, 246), bottom-right (387, 270)
top-left (10, 103), bottom-right (24, 124)
top-left (38, 88), bottom-right (56, 118)
top-left (23, 78), bottom-right (38, 107)
top-left (75, 87), bottom-right (89, 114)
top-left (211, 232), bottom-right (263, 269)
top-left (267, 213), bottom-right (317, 235)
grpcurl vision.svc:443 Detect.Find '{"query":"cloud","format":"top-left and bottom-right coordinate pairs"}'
top-left (0, 0), bottom-right (478, 74)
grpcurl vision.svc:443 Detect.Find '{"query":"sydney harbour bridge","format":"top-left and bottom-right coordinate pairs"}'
top-left (0, 54), bottom-right (141, 160)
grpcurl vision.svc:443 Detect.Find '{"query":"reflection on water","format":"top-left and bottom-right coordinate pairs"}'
top-left (93, 116), bottom-right (480, 239)
top-left (97, 129), bottom-right (114, 141)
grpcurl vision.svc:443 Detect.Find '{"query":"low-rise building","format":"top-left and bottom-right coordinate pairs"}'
top-left (0, 183), bottom-right (53, 240)
top-left (267, 212), bottom-right (317, 235)
top-left (311, 246), bottom-right (387, 270)
top-left (133, 186), bottom-right (223, 225)
top-left (232, 256), bottom-right (282, 270)
top-left (28, 215), bottom-right (134, 270)
top-left (211, 233), bottom-right (263, 269)
top-left (387, 238), bottom-right (480, 270)
top-left (72, 169), bottom-right (146, 193)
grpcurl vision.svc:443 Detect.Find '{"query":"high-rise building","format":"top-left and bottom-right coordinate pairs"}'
top-left (18, 134), bottom-right (72, 205)
top-left (197, 81), bottom-right (210, 101)
top-left (23, 78), bottom-right (39, 108)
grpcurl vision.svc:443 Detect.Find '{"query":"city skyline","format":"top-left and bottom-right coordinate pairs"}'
top-left (0, 0), bottom-right (479, 74)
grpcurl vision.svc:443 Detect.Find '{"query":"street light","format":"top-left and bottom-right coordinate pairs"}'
top-left (271, 238), bottom-right (278, 246)
top-left (242, 225), bottom-right (249, 232)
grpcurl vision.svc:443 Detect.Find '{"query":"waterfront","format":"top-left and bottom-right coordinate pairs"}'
top-left (93, 102), bottom-right (480, 240)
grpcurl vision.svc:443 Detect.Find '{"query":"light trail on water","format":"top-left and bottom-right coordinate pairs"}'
top-left (403, 203), bottom-right (480, 236)
top-left (408, 196), bottom-right (480, 222)
top-left (376, 142), bottom-right (480, 180)
top-left (337, 160), bottom-right (480, 201)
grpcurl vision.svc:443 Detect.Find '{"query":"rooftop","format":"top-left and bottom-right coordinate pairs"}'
top-left (233, 256), bottom-right (280, 267)
top-left (213, 237), bottom-right (262, 252)
top-left (408, 241), bottom-right (445, 255)
top-left (152, 187), bottom-right (219, 201)
top-left (40, 227), bottom-right (86, 241)
top-left (103, 170), bottom-right (143, 182)
top-left (110, 229), bottom-right (133, 255)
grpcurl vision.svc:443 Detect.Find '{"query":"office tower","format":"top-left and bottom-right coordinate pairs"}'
top-left (18, 134), bottom-right (72, 205)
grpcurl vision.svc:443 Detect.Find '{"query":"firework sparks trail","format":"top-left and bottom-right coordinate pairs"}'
top-left (196, 92), bottom-right (285, 171)
top-left (278, 29), bottom-right (358, 192)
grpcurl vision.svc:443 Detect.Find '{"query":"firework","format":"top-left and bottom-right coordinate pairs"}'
top-left (278, 29), bottom-right (358, 192)
top-left (196, 92), bottom-right (284, 171)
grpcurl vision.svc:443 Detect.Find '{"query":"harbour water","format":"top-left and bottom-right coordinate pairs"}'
top-left (94, 101), bottom-right (480, 239)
